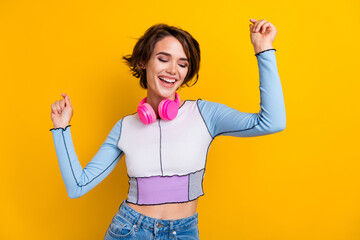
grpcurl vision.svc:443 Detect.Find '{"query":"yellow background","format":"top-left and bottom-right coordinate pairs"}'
top-left (1, 0), bottom-right (359, 239)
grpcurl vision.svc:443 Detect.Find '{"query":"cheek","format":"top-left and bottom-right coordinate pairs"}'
top-left (145, 73), bottom-right (156, 88)
top-left (180, 68), bottom-right (189, 80)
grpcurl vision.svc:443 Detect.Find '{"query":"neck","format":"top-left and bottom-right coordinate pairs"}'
top-left (146, 92), bottom-right (183, 119)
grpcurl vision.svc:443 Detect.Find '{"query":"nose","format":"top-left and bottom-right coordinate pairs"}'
top-left (166, 62), bottom-right (176, 75)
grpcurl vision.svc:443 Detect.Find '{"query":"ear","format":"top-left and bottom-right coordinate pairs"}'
top-left (139, 62), bottom-right (146, 69)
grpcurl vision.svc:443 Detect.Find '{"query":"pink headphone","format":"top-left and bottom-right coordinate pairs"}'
top-left (137, 92), bottom-right (181, 125)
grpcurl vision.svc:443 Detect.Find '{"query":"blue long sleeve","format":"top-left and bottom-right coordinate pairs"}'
top-left (50, 120), bottom-right (124, 198)
top-left (197, 49), bottom-right (286, 138)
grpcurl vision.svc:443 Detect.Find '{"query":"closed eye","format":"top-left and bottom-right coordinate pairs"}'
top-left (158, 58), bottom-right (188, 68)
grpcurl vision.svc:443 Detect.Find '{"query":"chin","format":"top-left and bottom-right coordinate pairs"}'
top-left (157, 86), bottom-right (179, 99)
top-left (158, 90), bottom-right (175, 99)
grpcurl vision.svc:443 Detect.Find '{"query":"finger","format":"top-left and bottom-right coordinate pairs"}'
top-left (51, 104), bottom-right (57, 114)
top-left (249, 19), bottom-right (259, 32)
top-left (253, 19), bottom-right (262, 32)
top-left (263, 22), bottom-right (276, 34)
top-left (261, 22), bottom-right (271, 33)
top-left (249, 24), bottom-right (254, 32)
top-left (255, 19), bottom-right (267, 32)
top-left (61, 93), bottom-right (67, 106)
top-left (62, 93), bottom-right (72, 107)
top-left (59, 99), bottom-right (65, 110)
top-left (55, 101), bottom-right (61, 114)
top-left (67, 95), bottom-right (72, 107)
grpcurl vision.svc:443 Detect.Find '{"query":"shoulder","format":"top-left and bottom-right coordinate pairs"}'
top-left (109, 111), bottom-right (138, 131)
top-left (119, 111), bottom-right (138, 122)
top-left (195, 98), bottom-right (225, 112)
top-left (180, 99), bottom-right (221, 113)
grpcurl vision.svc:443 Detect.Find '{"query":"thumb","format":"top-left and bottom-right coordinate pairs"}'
top-left (61, 93), bottom-right (72, 107)
top-left (65, 95), bottom-right (72, 108)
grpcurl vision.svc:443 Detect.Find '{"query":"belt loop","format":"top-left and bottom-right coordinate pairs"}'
top-left (135, 215), bottom-right (144, 232)
top-left (154, 219), bottom-right (158, 236)
top-left (118, 199), bottom-right (126, 210)
top-left (169, 221), bottom-right (174, 239)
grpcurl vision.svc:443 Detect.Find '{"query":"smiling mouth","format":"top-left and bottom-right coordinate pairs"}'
top-left (158, 76), bottom-right (176, 85)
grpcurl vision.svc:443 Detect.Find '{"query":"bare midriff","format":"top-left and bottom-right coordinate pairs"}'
top-left (127, 198), bottom-right (198, 220)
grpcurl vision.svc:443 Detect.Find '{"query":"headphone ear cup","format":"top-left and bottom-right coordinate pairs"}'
top-left (158, 99), bottom-right (179, 120)
top-left (137, 103), bottom-right (156, 124)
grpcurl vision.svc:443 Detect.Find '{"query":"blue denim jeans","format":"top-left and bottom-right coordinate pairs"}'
top-left (104, 199), bottom-right (200, 240)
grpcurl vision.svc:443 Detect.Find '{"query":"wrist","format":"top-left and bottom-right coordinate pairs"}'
top-left (50, 124), bottom-right (71, 131)
top-left (53, 122), bottom-right (70, 129)
top-left (254, 43), bottom-right (273, 55)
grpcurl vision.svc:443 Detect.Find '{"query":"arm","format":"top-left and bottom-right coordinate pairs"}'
top-left (49, 119), bottom-right (124, 198)
top-left (197, 49), bottom-right (286, 138)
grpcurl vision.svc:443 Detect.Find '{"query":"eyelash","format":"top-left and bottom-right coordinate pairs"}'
top-left (158, 58), bottom-right (187, 68)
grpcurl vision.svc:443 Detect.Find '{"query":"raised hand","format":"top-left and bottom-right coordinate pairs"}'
top-left (51, 93), bottom-right (73, 129)
top-left (249, 19), bottom-right (277, 54)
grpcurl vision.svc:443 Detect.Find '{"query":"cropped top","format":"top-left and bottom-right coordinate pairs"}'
top-left (50, 49), bottom-right (286, 205)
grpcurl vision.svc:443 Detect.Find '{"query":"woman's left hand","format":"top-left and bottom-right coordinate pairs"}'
top-left (249, 19), bottom-right (277, 54)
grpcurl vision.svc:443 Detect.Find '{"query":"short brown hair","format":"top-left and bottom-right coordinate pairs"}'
top-left (122, 23), bottom-right (200, 89)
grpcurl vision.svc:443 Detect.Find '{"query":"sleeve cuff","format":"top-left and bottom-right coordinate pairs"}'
top-left (255, 48), bottom-right (276, 57)
top-left (49, 125), bottom-right (71, 131)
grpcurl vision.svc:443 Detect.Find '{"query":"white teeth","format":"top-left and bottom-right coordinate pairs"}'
top-left (159, 77), bottom-right (176, 83)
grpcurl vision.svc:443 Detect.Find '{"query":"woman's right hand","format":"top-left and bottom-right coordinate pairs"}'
top-left (51, 93), bottom-right (73, 128)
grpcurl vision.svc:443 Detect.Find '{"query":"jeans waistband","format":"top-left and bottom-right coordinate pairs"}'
top-left (117, 199), bottom-right (198, 233)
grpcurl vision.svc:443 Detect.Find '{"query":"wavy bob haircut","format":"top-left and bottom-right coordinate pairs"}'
top-left (122, 23), bottom-right (200, 89)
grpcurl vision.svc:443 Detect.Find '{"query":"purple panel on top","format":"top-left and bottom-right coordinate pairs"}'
top-left (137, 175), bottom-right (189, 204)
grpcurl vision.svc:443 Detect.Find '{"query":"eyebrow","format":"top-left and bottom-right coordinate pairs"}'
top-left (156, 52), bottom-right (189, 62)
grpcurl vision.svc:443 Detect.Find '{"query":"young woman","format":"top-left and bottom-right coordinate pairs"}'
top-left (50, 19), bottom-right (286, 240)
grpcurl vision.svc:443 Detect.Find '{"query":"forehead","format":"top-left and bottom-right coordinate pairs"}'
top-left (152, 36), bottom-right (186, 58)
